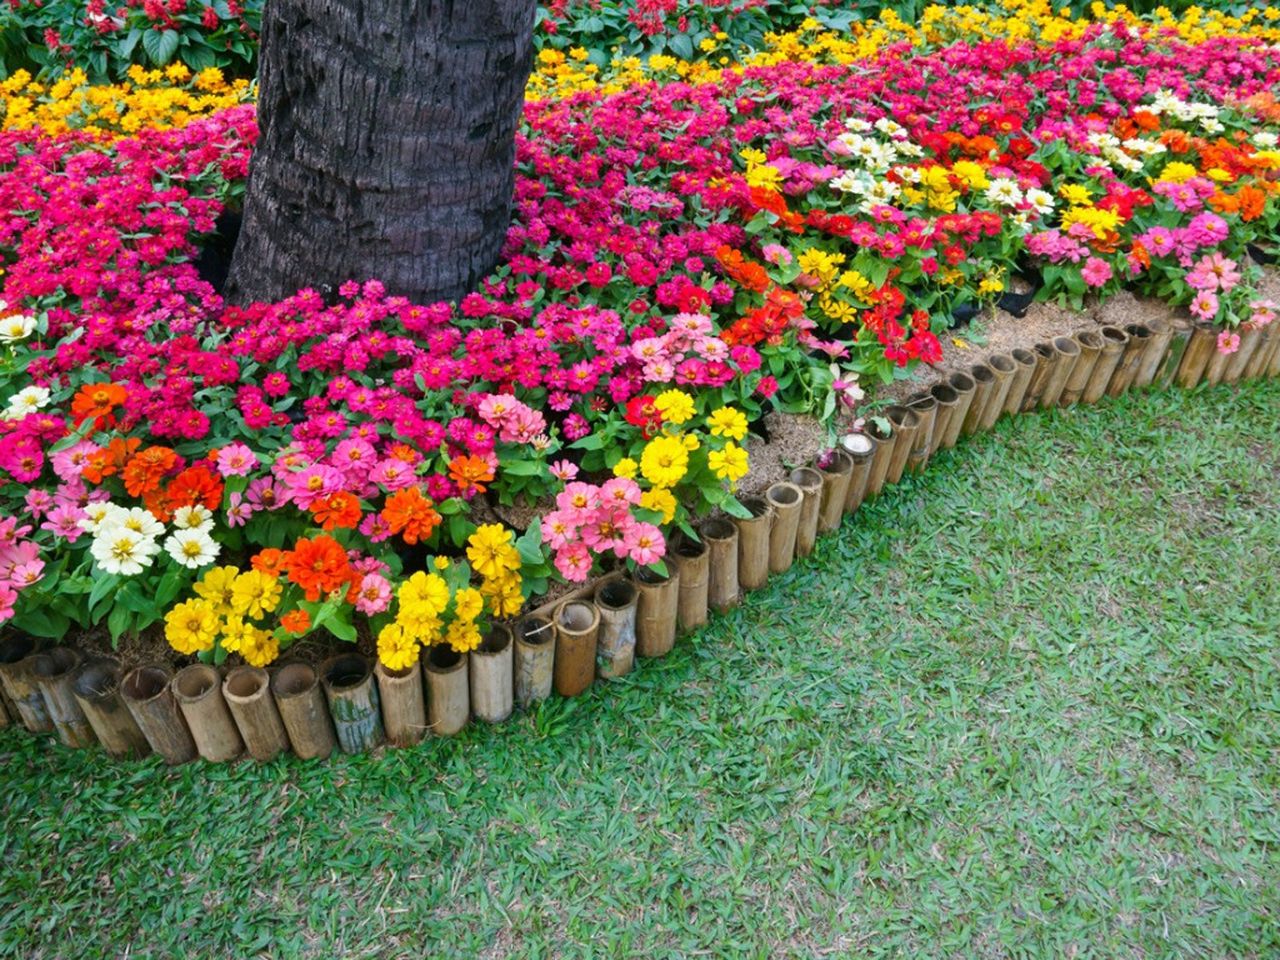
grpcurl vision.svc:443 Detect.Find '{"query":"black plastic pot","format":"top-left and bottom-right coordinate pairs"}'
top-left (1247, 243), bottom-right (1278, 266)
top-left (996, 270), bottom-right (1043, 318)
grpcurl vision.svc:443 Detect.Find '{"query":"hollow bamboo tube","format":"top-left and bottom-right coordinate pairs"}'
top-left (839, 432), bottom-right (875, 514)
top-left (765, 481), bottom-right (803, 575)
top-left (32, 648), bottom-right (95, 749)
top-left (1201, 337), bottom-right (1233, 387)
top-left (816, 451), bottom-right (853, 533)
top-left (1060, 331), bottom-right (1103, 406)
top-left (1082, 326), bottom-right (1128, 404)
top-left (373, 659), bottom-right (427, 747)
top-left (1223, 325), bottom-right (1261, 385)
top-left (71, 658), bottom-right (149, 759)
top-left (1107, 323), bottom-right (1151, 397)
top-left (672, 536), bottom-right (710, 633)
top-left (121, 664), bottom-right (196, 765)
top-left (904, 393), bottom-right (937, 474)
top-left (961, 363), bottom-right (996, 435)
top-left (223, 666), bottom-right (291, 760)
top-left (0, 636), bottom-right (51, 733)
top-left (1268, 329), bottom-right (1280, 376)
top-left (789, 467), bottom-right (823, 559)
top-left (271, 662), bottom-right (337, 760)
top-left (514, 615), bottom-right (555, 708)
top-left (928, 383), bottom-right (959, 454)
top-left (1242, 323), bottom-right (1276, 380)
top-left (884, 406), bottom-right (920, 483)
top-left (594, 578), bottom-right (638, 679)
top-left (1040, 336), bottom-right (1080, 407)
top-left (636, 568), bottom-right (680, 658)
top-left (1021, 342), bottom-right (1057, 411)
top-left (553, 600), bottom-right (598, 698)
top-left (1175, 320), bottom-right (1218, 389)
top-left (1154, 317), bottom-right (1193, 390)
top-left (320, 654), bottom-right (384, 754)
top-left (940, 372), bottom-right (976, 448)
top-left (978, 355), bottom-right (1016, 430)
top-left (173, 664), bottom-right (244, 763)
top-left (471, 625), bottom-right (514, 723)
top-left (703, 517), bottom-right (740, 613)
top-left (425, 646), bottom-right (470, 733)
top-left (0, 685), bottom-right (13, 728)
top-left (863, 418), bottom-right (895, 497)
top-left (1003, 348), bottom-right (1037, 415)
top-left (1133, 317), bottom-right (1174, 389)
top-left (735, 496), bottom-right (773, 591)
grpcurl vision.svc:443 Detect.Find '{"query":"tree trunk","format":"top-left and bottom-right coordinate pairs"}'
top-left (227, 0), bottom-right (535, 305)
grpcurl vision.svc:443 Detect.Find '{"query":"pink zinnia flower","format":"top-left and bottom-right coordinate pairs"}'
top-left (624, 522), bottom-right (666, 567)
top-left (1081, 257), bottom-right (1112, 288)
top-left (553, 542), bottom-right (592, 582)
top-left (1216, 330), bottom-right (1240, 355)
top-left (215, 443), bottom-right (258, 477)
top-left (1190, 290), bottom-right (1220, 321)
top-left (549, 460), bottom-right (579, 482)
top-left (354, 573), bottom-right (392, 615)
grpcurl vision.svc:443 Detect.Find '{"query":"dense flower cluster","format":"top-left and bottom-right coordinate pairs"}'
top-left (2, 10), bottom-right (1280, 669)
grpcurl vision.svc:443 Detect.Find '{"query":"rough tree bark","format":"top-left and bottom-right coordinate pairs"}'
top-left (226, 0), bottom-right (536, 305)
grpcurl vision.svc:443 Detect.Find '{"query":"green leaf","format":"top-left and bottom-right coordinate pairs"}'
top-left (668, 32), bottom-right (694, 60)
top-left (143, 29), bottom-right (180, 67)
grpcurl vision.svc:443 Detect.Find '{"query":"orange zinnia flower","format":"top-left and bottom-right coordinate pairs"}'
top-left (81, 436), bottom-right (141, 484)
top-left (279, 609), bottom-right (311, 635)
top-left (448, 455), bottom-right (495, 496)
top-left (283, 535), bottom-right (354, 602)
top-left (70, 382), bottom-right (128, 429)
top-left (381, 486), bottom-right (442, 545)
top-left (152, 465), bottom-right (224, 521)
top-left (310, 491), bottom-right (362, 531)
top-left (251, 548), bottom-right (288, 578)
top-left (121, 446), bottom-right (178, 497)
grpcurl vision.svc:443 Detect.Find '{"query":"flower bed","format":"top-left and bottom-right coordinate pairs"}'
top-left (1, 9), bottom-right (1279, 720)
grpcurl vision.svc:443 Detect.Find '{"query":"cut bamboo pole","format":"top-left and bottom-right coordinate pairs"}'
top-left (789, 467), bottom-right (823, 559)
top-left (1242, 322), bottom-right (1276, 380)
top-left (1082, 326), bottom-right (1128, 404)
top-left (223, 666), bottom-right (291, 761)
top-left (1154, 317), bottom-right (1194, 389)
top-left (425, 646), bottom-right (470, 733)
top-left (514, 615), bottom-right (555, 708)
top-left (1060, 330), bottom-right (1103, 406)
top-left (884, 406), bottom-right (920, 483)
top-left (904, 393), bottom-right (937, 474)
top-left (1223, 325), bottom-right (1261, 385)
top-left (703, 517), bottom-right (740, 613)
top-left (320, 654), bottom-right (384, 754)
top-left (1003, 348), bottom-right (1037, 415)
top-left (271, 662), bottom-right (337, 760)
top-left (373, 659), bottom-right (428, 747)
top-left (471, 624), bottom-right (514, 723)
top-left (839, 433), bottom-right (875, 514)
top-left (1133, 317), bottom-right (1174, 389)
top-left (32, 648), bottom-right (95, 748)
top-left (940, 372), bottom-right (976, 448)
top-left (863, 418), bottom-right (895, 497)
top-left (978, 355), bottom-right (1016, 430)
top-left (961, 363), bottom-right (996, 435)
top-left (71, 658), bottom-right (150, 759)
top-left (927, 383), bottom-right (959, 454)
top-left (174, 664), bottom-right (244, 763)
top-left (672, 536), bottom-right (710, 633)
top-left (1107, 323), bottom-right (1151, 397)
top-left (815, 451), bottom-right (853, 532)
top-left (1175, 319), bottom-right (1218, 389)
top-left (1040, 336), bottom-right (1080, 407)
top-left (735, 496), bottom-right (773, 591)
top-left (121, 664), bottom-right (196, 765)
top-left (553, 600), bottom-right (598, 697)
top-left (636, 568), bottom-right (680, 658)
top-left (1267, 328), bottom-right (1280, 376)
top-left (594, 578), bottom-right (638, 679)
top-left (765, 481), bottom-right (803, 574)
top-left (1021, 342), bottom-right (1057, 412)
top-left (0, 636), bottom-right (51, 733)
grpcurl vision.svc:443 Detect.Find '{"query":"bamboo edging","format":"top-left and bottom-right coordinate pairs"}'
top-left (3, 310), bottom-right (1276, 768)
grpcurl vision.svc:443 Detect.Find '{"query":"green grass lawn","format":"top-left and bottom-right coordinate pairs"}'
top-left (2, 379), bottom-right (1278, 959)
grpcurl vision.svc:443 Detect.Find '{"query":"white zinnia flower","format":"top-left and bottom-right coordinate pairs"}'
top-left (1024, 188), bottom-right (1055, 216)
top-left (874, 117), bottom-right (908, 139)
top-left (1252, 132), bottom-right (1278, 149)
top-left (79, 502), bottom-right (126, 535)
top-left (0, 314), bottom-right (36, 344)
top-left (3, 386), bottom-right (51, 421)
top-left (91, 528), bottom-right (160, 576)
top-left (171, 504), bottom-right (214, 533)
top-left (984, 178), bottom-right (1023, 206)
top-left (844, 118), bottom-right (873, 132)
top-left (164, 529), bottom-right (220, 569)
top-left (102, 506), bottom-right (165, 541)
